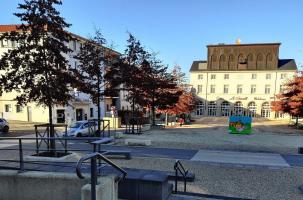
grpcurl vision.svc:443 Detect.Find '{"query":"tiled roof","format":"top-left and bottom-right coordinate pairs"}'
top-left (0, 24), bottom-right (21, 32)
top-left (277, 59), bottom-right (297, 70)
top-left (189, 60), bottom-right (207, 72)
top-left (0, 24), bottom-right (121, 55)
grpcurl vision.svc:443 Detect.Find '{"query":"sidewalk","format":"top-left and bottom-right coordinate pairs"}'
top-left (101, 144), bottom-right (303, 168)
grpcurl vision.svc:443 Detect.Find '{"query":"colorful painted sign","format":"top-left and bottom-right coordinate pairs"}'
top-left (228, 116), bottom-right (252, 134)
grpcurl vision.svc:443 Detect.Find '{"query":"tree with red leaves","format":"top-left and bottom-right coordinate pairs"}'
top-left (158, 65), bottom-right (196, 118)
top-left (272, 72), bottom-right (303, 126)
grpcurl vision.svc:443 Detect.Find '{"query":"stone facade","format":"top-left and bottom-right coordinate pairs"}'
top-left (207, 43), bottom-right (280, 71)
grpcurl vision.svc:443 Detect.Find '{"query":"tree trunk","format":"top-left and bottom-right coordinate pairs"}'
top-left (97, 74), bottom-right (101, 135)
top-left (296, 116), bottom-right (299, 127)
top-left (48, 104), bottom-right (55, 155)
top-left (151, 94), bottom-right (155, 126)
top-left (165, 113), bottom-right (168, 126)
top-left (131, 97), bottom-right (135, 134)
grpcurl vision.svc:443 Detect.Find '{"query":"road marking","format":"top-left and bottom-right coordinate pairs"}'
top-left (191, 149), bottom-right (290, 167)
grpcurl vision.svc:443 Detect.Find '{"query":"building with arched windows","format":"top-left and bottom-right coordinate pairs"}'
top-left (190, 42), bottom-right (297, 119)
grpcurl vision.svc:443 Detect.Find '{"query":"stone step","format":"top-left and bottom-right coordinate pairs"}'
top-left (117, 169), bottom-right (173, 200)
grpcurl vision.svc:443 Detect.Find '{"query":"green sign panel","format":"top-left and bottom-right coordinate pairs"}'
top-left (229, 116), bottom-right (252, 134)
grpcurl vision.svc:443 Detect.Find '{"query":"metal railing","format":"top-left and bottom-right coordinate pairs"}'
top-left (76, 152), bottom-right (127, 200)
top-left (174, 160), bottom-right (188, 194)
top-left (0, 136), bottom-right (112, 172)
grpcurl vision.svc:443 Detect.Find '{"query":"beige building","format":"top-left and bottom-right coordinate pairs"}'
top-left (0, 24), bottom-right (118, 124)
top-left (190, 42), bottom-right (297, 119)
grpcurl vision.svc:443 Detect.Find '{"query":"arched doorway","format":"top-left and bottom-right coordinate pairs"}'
top-left (247, 102), bottom-right (256, 117)
top-left (221, 101), bottom-right (230, 116)
top-left (208, 101), bottom-right (217, 116)
top-left (233, 101), bottom-right (244, 116)
top-left (196, 101), bottom-right (205, 116)
top-left (261, 102), bottom-right (271, 118)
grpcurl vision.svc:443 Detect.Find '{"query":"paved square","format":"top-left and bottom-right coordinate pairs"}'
top-left (191, 149), bottom-right (290, 167)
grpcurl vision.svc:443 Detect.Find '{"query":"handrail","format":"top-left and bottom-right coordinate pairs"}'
top-left (76, 152), bottom-right (127, 179)
top-left (174, 160), bottom-right (188, 194)
top-left (76, 152), bottom-right (127, 200)
top-left (0, 137), bottom-right (106, 140)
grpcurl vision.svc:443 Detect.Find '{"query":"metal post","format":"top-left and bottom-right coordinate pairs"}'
top-left (19, 139), bottom-right (24, 172)
top-left (175, 169), bottom-right (178, 193)
top-left (102, 122), bottom-right (104, 138)
top-left (91, 157), bottom-right (97, 200)
top-left (65, 125), bottom-right (67, 154)
top-left (184, 177), bottom-right (186, 192)
top-left (108, 120), bottom-right (110, 137)
top-left (98, 144), bottom-right (101, 174)
top-left (35, 125), bottom-right (39, 155)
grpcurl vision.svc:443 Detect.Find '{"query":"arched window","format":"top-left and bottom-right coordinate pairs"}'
top-left (210, 55), bottom-right (217, 69)
top-left (261, 102), bottom-right (271, 118)
top-left (196, 101), bottom-right (205, 116)
top-left (233, 101), bottom-right (244, 116)
top-left (247, 102), bottom-right (257, 117)
top-left (247, 54), bottom-right (254, 69)
top-left (208, 101), bottom-right (217, 116)
top-left (221, 101), bottom-right (230, 116)
top-left (256, 53), bottom-right (264, 69)
top-left (219, 54), bottom-right (227, 69)
top-left (266, 53), bottom-right (273, 69)
top-left (211, 55), bottom-right (217, 62)
top-left (228, 54), bottom-right (236, 69)
top-left (238, 54), bottom-right (245, 63)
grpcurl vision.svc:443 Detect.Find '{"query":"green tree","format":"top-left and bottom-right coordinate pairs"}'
top-left (0, 0), bottom-right (77, 154)
top-left (105, 33), bottom-right (147, 133)
top-left (139, 56), bottom-right (181, 126)
top-left (75, 29), bottom-right (108, 134)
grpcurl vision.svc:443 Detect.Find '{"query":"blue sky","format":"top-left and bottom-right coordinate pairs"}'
top-left (1, 0), bottom-right (302, 75)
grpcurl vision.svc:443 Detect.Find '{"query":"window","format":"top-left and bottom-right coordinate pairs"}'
top-left (252, 74), bottom-right (257, 79)
top-left (2, 39), bottom-right (8, 47)
top-left (281, 73), bottom-right (287, 79)
top-left (16, 105), bottom-right (22, 113)
top-left (280, 85), bottom-right (284, 93)
top-left (237, 85), bottom-right (243, 94)
top-left (224, 74), bottom-right (229, 79)
top-left (198, 74), bottom-right (203, 80)
top-left (221, 101), bottom-right (230, 116)
top-left (266, 74), bottom-right (271, 79)
top-left (265, 85), bottom-right (271, 94)
top-left (90, 108), bottom-right (94, 118)
top-left (233, 101), bottom-right (244, 116)
top-left (210, 85), bottom-right (215, 93)
top-left (247, 102), bottom-right (257, 117)
top-left (261, 102), bottom-right (270, 117)
top-left (211, 74), bottom-right (216, 79)
top-left (251, 85), bottom-right (256, 94)
top-left (74, 61), bottom-right (78, 68)
top-left (73, 41), bottom-right (77, 51)
top-left (208, 101), bottom-right (217, 116)
top-left (197, 85), bottom-right (202, 94)
top-left (223, 85), bottom-right (229, 94)
top-left (196, 101), bottom-right (205, 116)
top-left (11, 41), bottom-right (15, 48)
top-left (5, 104), bottom-right (11, 112)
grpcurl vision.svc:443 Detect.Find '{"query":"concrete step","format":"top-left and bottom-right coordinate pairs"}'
top-left (118, 170), bottom-right (172, 200)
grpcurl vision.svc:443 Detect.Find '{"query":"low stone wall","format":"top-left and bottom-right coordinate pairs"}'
top-left (0, 170), bottom-right (117, 200)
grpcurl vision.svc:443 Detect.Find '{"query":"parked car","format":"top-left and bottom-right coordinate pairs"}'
top-left (0, 118), bottom-right (9, 133)
top-left (65, 121), bottom-right (97, 137)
